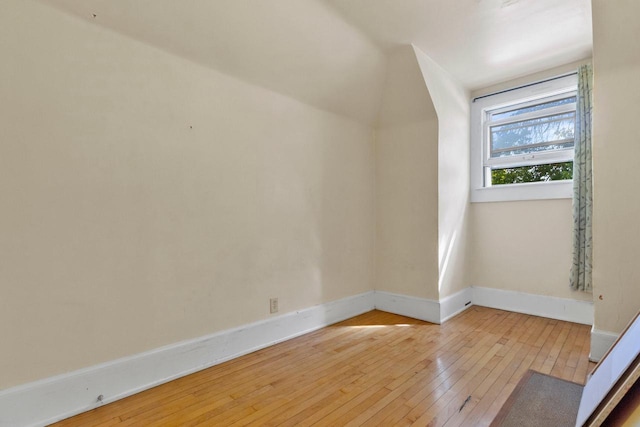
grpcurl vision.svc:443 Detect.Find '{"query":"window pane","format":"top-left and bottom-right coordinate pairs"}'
top-left (490, 96), bottom-right (576, 121)
top-left (490, 161), bottom-right (573, 185)
top-left (490, 111), bottom-right (575, 158)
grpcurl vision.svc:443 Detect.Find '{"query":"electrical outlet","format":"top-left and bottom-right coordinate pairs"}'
top-left (270, 298), bottom-right (278, 314)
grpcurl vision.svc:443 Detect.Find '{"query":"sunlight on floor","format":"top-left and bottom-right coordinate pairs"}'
top-left (344, 323), bottom-right (413, 329)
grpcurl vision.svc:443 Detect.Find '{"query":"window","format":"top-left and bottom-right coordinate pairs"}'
top-left (471, 74), bottom-right (578, 202)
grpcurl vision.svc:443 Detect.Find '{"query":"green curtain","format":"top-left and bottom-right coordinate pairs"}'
top-left (570, 64), bottom-right (593, 292)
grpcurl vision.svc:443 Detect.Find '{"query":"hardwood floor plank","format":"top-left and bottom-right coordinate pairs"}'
top-left (49, 307), bottom-right (592, 427)
top-left (446, 342), bottom-right (531, 427)
top-left (528, 321), bottom-right (564, 373)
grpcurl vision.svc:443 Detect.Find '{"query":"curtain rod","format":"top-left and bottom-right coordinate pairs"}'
top-left (472, 71), bottom-right (578, 103)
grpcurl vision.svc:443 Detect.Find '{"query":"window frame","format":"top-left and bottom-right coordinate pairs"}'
top-left (470, 74), bottom-right (578, 203)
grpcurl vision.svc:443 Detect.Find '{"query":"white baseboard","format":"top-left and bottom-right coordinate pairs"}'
top-left (0, 286), bottom-right (596, 426)
top-left (439, 288), bottom-right (473, 322)
top-left (589, 327), bottom-right (618, 363)
top-left (373, 290), bottom-right (441, 324)
top-left (471, 286), bottom-right (593, 325)
top-left (0, 292), bottom-right (375, 427)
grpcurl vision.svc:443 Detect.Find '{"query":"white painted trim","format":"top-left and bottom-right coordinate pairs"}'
top-left (578, 319), bottom-right (639, 426)
top-left (0, 292), bottom-right (375, 427)
top-left (589, 327), bottom-right (619, 363)
top-left (471, 286), bottom-right (593, 325)
top-left (373, 290), bottom-right (441, 324)
top-left (471, 180), bottom-right (572, 203)
top-left (439, 288), bottom-right (473, 322)
top-left (470, 73), bottom-right (577, 203)
top-left (0, 286), bottom-right (596, 426)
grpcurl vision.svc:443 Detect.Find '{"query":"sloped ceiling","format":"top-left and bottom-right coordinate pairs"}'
top-left (328, 0), bottom-right (592, 91)
top-left (377, 46), bottom-right (438, 128)
top-left (39, 0), bottom-right (592, 125)
top-left (41, 0), bottom-right (388, 125)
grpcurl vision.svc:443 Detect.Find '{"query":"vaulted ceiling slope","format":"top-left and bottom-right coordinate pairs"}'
top-left (39, 0), bottom-right (592, 125)
top-left (329, 0), bottom-right (593, 91)
top-left (40, 0), bottom-right (388, 125)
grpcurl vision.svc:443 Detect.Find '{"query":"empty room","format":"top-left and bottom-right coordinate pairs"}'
top-left (2, 0), bottom-right (640, 426)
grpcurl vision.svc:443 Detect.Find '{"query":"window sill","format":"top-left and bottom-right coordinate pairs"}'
top-left (471, 180), bottom-right (572, 203)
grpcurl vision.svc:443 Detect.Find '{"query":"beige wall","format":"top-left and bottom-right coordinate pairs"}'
top-left (414, 47), bottom-right (471, 299)
top-left (592, 0), bottom-right (640, 333)
top-left (3, 0), bottom-right (620, 395)
top-left (0, 1), bottom-right (374, 389)
top-left (471, 200), bottom-right (591, 301)
top-left (468, 61), bottom-right (593, 303)
top-left (375, 47), bottom-right (439, 300)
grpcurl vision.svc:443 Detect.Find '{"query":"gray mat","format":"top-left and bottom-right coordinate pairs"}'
top-left (491, 370), bottom-right (583, 427)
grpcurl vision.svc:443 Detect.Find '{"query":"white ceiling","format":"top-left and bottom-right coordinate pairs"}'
top-left (327, 0), bottom-right (593, 91)
top-left (39, 0), bottom-right (592, 125)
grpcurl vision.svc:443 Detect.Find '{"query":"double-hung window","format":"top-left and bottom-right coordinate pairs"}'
top-left (471, 74), bottom-right (577, 202)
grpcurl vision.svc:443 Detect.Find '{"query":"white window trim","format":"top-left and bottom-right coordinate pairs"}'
top-left (470, 74), bottom-right (578, 203)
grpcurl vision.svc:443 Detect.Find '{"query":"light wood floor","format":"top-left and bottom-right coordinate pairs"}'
top-left (51, 307), bottom-right (595, 426)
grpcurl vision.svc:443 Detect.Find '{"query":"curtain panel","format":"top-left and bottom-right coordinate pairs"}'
top-left (570, 64), bottom-right (593, 292)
